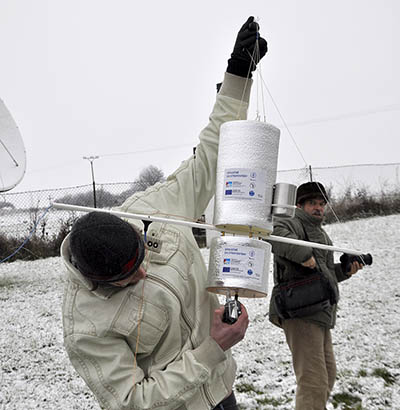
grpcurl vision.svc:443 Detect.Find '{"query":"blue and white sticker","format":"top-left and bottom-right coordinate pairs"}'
top-left (223, 168), bottom-right (267, 202)
top-left (221, 245), bottom-right (265, 284)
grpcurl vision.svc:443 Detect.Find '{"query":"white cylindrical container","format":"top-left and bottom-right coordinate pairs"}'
top-left (206, 235), bottom-right (272, 298)
top-left (213, 120), bottom-right (280, 237)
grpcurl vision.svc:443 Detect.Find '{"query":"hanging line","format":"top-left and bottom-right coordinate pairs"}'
top-left (235, 22), bottom-right (261, 120)
top-left (246, 34), bottom-right (368, 263)
top-left (254, 63), bottom-right (354, 235)
top-left (132, 269), bottom-right (146, 393)
top-left (253, 30), bottom-right (261, 121)
top-left (0, 204), bottom-right (53, 263)
top-left (253, 25), bottom-right (268, 123)
top-left (256, 51), bottom-right (267, 123)
top-left (249, 46), bottom-right (340, 214)
top-left (255, 68), bottom-right (309, 166)
top-left (235, 66), bottom-right (253, 120)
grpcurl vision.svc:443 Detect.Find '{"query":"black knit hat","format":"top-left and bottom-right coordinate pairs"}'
top-left (296, 182), bottom-right (328, 205)
top-left (69, 212), bottom-right (145, 284)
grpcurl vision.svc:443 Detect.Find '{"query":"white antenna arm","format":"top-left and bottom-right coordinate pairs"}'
top-left (53, 202), bottom-right (218, 231)
top-left (266, 235), bottom-right (363, 256)
top-left (53, 202), bottom-right (364, 256)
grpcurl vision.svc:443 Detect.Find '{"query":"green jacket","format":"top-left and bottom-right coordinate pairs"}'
top-left (268, 208), bottom-right (350, 329)
top-left (62, 73), bottom-right (252, 410)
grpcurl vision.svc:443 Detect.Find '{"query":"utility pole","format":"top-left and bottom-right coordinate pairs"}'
top-left (83, 156), bottom-right (99, 208)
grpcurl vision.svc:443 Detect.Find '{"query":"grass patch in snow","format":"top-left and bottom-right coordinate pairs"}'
top-left (256, 395), bottom-right (289, 406)
top-left (371, 367), bottom-right (396, 385)
top-left (332, 392), bottom-right (362, 409)
top-left (235, 382), bottom-right (263, 395)
top-left (357, 369), bottom-right (368, 377)
top-left (236, 382), bottom-right (290, 407)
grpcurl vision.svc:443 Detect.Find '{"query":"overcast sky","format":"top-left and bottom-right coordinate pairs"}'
top-left (1, 0), bottom-right (399, 193)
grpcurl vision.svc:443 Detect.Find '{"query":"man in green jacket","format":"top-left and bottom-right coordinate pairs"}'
top-left (269, 181), bottom-right (362, 410)
top-left (61, 17), bottom-right (267, 410)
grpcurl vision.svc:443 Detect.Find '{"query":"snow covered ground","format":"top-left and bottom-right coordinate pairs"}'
top-left (0, 215), bottom-right (399, 409)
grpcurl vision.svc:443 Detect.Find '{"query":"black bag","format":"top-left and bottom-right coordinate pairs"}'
top-left (274, 271), bottom-right (335, 319)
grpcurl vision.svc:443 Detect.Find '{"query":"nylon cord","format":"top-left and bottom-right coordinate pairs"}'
top-left (257, 71), bottom-right (309, 167)
top-left (256, 69), bottom-right (356, 230)
top-left (246, 35), bottom-right (367, 259)
top-left (132, 274), bottom-right (146, 392)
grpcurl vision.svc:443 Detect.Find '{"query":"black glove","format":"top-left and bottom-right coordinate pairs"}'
top-left (227, 16), bottom-right (268, 78)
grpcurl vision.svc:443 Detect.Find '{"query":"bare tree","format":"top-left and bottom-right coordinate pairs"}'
top-left (133, 165), bottom-right (165, 192)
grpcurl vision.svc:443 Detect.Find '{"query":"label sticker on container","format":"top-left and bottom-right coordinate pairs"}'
top-left (221, 245), bottom-right (265, 284)
top-left (223, 168), bottom-right (267, 202)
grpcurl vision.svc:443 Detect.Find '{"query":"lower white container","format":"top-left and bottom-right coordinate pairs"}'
top-left (206, 235), bottom-right (271, 298)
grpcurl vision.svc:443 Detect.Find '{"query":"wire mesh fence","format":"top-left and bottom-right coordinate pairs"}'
top-left (1, 163), bottom-right (400, 240)
top-left (275, 162), bottom-right (400, 197)
top-left (0, 182), bottom-right (135, 239)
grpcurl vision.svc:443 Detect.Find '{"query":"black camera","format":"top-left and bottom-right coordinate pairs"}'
top-left (340, 253), bottom-right (373, 273)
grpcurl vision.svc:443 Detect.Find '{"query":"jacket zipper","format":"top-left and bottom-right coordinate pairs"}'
top-left (145, 273), bottom-right (194, 340)
top-left (146, 272), bottom-right (217, 408)
top-left (203, 385), bottom-right (216, 408)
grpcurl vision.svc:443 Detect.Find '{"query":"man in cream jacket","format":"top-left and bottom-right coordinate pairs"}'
top-left (61, 17), bottom-right (267, 410)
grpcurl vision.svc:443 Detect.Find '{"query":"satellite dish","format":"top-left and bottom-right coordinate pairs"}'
top-left (0, 98), bottom-right (26, 192)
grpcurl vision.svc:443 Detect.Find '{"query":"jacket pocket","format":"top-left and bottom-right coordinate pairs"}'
top-left (147, 224), bottom-right (179, 265)
top-left (111, 291), bottom-right (168, 351)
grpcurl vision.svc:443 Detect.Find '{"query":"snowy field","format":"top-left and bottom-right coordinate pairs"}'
top-left (0, 215), bottom-right (399, 409)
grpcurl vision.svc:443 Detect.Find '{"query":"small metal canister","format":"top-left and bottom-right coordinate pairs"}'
top-left (271, 183), bottom-right (297, 218)
top-left (206, 235), bottom-right (271, 298)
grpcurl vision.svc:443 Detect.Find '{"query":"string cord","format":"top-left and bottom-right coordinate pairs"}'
top-left (236, 72), bottom-right (252, 121)
top-left (245, 29), bottom-right (367, 259)
top-left (256, 69), bottom-right (357, 237)
top-left (235, 24), bottom-right (261, 119)
top-left (0, 201), bottom-right (149, 389)
top-left (247, 44), bottom-right (342, 222)
top-left (157, 32), bottom-right (354, 239)
top-left (258, 56), bottom-right (267, 122)
top-left (256, 68), bottom-right (309, 167)
top-left (132, 274), bottom-right (146, 392)
top-left (0, 204), bottom-right (53, 263)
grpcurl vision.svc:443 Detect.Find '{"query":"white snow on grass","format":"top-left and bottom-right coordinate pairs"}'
top-left (1, 215), bottom-right (399, 409)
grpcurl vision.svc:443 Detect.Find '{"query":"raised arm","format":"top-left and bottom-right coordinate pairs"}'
top-left (117, 17), bottom-right (267, 221)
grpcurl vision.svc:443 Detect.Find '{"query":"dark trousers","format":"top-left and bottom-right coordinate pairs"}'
top-left (212, 392), bottom-right (238, 410)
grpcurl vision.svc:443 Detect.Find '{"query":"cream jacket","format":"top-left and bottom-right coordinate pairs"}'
top-left (61, 73), bottom-right (252, 410)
